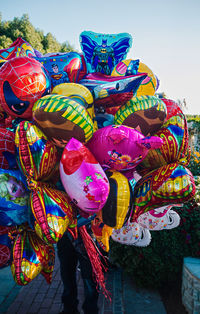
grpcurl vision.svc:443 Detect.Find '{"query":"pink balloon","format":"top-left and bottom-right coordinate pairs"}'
top-left (60, 138), bottom-right (110, 213)
top-left (86, 125), bottom-right (163, 171)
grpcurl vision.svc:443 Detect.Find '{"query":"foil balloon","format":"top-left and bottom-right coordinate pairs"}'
top-left (111, 60), bottom-right (157, 96)
top-left (136, 62), bottom-right (157, 96)
top-left (15, 121), bottom-right (76, 244)
top-left (114, 95), bottom-right (167, 136)
top-left (0, 37), bottom-right (36, 66)
top-left (131, 162), bottom-right (196, 222)
top-left (0, 168), bottom-right (29, 226)
top-left (0, 226), bottom-right (12, 268)
top-left (35, 51), bottom-right (87, 87)
top-left (101, 170), bottom-right (132, 229)
top-left (91, 215), bottom-right (113, 252)
top-left (111, 220), bottom-right (151, 247)
top-left (11, 228), bottom-right (55, 285)
top-left (60, 138), bottom-right (110, 214)
top-left (162, 98), bottom-right (184, 121)
top-left (52, 82), bottom-right (98, 131)
top-left (32, 94), bottom-right (94, 148)
top-left (79, 72), bottom-right (147, 108)
top-left (80, 31), bottom-right (132, 75)
top-left (86, 125), bottom-right (163, 171)
top-left (0, 128), bottom-right (15, 169)
top-left (111, 59), bottom-right (140, 76)
top-left (136, 205), bottom-right (181, 231)
top-left (15, 121), bottom-right (58, 180)
top-left (0, 57), bottom-right (51, 119)
top-left (95, 113), bottom-right (114, 129)
top-left (137, 112), bottom-right (189, 173)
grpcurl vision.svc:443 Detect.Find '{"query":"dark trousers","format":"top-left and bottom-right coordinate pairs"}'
top-left (57, 233), bottom-right (99, 314)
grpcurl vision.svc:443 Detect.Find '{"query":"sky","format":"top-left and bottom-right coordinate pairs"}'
top-left (1, 0), bottom-right (200, 115)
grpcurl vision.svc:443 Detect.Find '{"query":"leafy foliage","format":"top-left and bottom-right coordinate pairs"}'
top-left (0, 13), bottom-right (74, 54)
top-left (110, 201), bottom-right (200, 288)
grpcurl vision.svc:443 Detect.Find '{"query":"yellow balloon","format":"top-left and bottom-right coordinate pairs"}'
top-left (136, 62), bottom-right (157, 96)
top-left (52, 83), bottom-right (98, 131)
top-left (111, 59), bottom-right (157, 96)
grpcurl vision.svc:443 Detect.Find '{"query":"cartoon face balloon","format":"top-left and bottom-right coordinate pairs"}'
top-left (0, 57), bottom-right (51, 119)
top-left (111, 220), bottom-right (151, 247)
top-left (35, 52), bottom-right (87, 87)
top-left (0, 169), bottom-right (29, 226)
top-left (60, 138), bottom-right (110, 213)
top-left (136, 205), bottom-right (180, 231)
top-left (80, 31), bottom-right (132, 75)
top-left (86, 125), bottom-right (163, 171)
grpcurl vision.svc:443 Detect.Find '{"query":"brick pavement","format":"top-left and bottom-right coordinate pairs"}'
top-left (0, 252), bottom-right (167, 314)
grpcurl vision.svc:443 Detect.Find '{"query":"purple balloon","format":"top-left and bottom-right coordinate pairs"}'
top-left (86, 125), bottom-right (163, 171)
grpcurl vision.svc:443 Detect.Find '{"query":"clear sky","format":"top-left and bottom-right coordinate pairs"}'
top-left (1, 0), bottom-right (200, 115)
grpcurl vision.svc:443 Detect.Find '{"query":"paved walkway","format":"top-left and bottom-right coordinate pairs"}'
top-left (0, 252), bottom-right (167, 314)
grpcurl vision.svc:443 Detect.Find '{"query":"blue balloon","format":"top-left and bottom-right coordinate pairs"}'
top-left (35, 52), bottom-right (86, 88)
top-left (0, 169), bottom-right (29, 226)
top-left (80, 31), bottom-right (133, 75)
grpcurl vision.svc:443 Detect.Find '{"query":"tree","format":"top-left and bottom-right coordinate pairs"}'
top-left (0, 13), bottom-right (74, 54)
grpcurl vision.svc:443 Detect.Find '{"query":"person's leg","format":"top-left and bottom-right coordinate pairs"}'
top-left (76, 242), bottom-right (99, 314)
top-left (57, 234), bottom-right (79, 314)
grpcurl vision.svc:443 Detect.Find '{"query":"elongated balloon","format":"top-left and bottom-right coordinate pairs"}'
top-left (60, 138), bottom-right (110, 213)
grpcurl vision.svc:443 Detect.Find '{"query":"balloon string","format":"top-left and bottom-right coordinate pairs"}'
top-left (79, 225), bottom-right (111, 301)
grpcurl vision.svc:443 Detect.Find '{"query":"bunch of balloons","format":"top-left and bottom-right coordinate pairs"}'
top-left (0, 31), bottom-right (195, 286)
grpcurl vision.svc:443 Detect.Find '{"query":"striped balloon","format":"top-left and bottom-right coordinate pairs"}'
top-left (114, 95), bottom-right (167, 136)
top-left (33, 94), bottom-right (94, 148)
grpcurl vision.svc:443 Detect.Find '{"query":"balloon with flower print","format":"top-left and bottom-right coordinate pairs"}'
top-left (60, 138), bottom-right (110, 214)
top-left (136, 205), bottom-right (181, 231)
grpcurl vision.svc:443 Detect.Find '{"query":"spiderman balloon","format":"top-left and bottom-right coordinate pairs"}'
top-left (0, 56), bottom-right (51, 119)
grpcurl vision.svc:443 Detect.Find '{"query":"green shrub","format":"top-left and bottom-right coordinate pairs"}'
top-left (110, 201), bottom-right (200, 288)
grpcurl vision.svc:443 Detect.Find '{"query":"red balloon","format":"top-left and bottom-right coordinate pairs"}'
top-left (0, 57), bottom-right (51, 119)
top-left (162, 98), bottom-right (183, 121)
